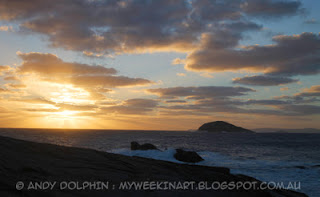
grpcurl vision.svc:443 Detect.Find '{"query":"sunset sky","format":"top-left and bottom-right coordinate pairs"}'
top-left (0, 0), bottom-right (319, 130)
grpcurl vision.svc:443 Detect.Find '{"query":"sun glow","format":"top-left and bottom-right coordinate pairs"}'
top-left (50, 86), bottom-right (92, 105)
top-left (23, 76), bottom-right (93, 105)
top-left (42, 110), bottom-right (90, 129)
top-left (17, 76), bottom-right (98, 128)
top-left (54, 110), bottom-right (79, 117)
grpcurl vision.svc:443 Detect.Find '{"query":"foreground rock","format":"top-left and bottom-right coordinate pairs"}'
top-left (199, 121), bottom-right (254, 133)
top-left (0, 135), bottom-right (306, 197)
top-left (174, 149), bottom-right (204, 163)
top-left (131, 141), bottom-right (159, 150)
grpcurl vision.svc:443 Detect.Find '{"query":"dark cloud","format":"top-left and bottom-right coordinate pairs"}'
top-left (160, 98), bottom-right (320, 116)
top-left (233, 75), bottom-right (299, 86)
top-left (159, 101), bottom-right (289, 116)
top-left (148, 84), bottom-right (320, 117)
top-left (185, 32), bottom-right (320, 76)
top-left (147, 86), bottom-right (255, 99)
top-left (124, 99), bottom-right (158, 108)
top-left (241, 0), bottom-right (302, 17)
top-left (64, 75), bottom-right (152, 88)
top-left (245, 99), bottom-right (290, 105)
top-left (165, 100), bottom-right (187, 103)
top-left (278, 104), bottom-right (320, 115)
top-left (0, 0), bottom-right (302, 55)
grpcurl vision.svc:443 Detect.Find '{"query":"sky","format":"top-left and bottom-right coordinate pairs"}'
top-left (0, 0), bottom-right (319, 130)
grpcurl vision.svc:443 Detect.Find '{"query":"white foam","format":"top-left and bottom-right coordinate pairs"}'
top-left (110, 148), bottom-right (320, 197)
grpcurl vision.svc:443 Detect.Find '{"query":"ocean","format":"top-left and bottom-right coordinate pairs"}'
top-left (0, 128), bottom-right (319, 197)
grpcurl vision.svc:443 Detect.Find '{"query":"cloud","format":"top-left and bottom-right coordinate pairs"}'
top-left (13, 97), bottom-right (55, 105)
top-left (0, 65), bottom-right (11, 74)
top-left (159, 101), bottom-right (289, 116)
top-left (101, 99), bottom-right (158, 115)
top-left (7, 83), bottom-right (26, 89)
top-left (56, 75), bottom-right (152, 88)
top-left (124, 99), bottom-right (158, 108)
top-left (176, 73), bottom-right (186, 77)
top-left (147, 84), bottom-right (320, 117)
top-left (55, 103), bottom-right (97, 111)
top-left (199, 72), bottom-right (214, 78)
top-left (295, 85), bottom-right (320, 97)
top-left (273, 85), bottom-right (320, 105)
top-left (245, 99), bottom-right (290, 106)
top-left (184, 32), bottom-right (320, 77)
top-left (0, 87), bottom-right (10, 93)
top-left (240, 0), bottom-right (302, 18)
top-left (0, 25), bottom-right (13, 31)
top-left (304, 18), bottom-right (318, 24)
top-left (0, 0), bottom-right (302, 55)
top-left (279, 104), bottom-right (320, 115)
top-left (147, 86), bottom-right (255, 99)
top-left (233, 75), bottom-right (299, 86)
top-left (160, 96), bottom-right (320, 116)
top-left (165, 100), bottom-right (187, 103)
top-left (172, 58), bottom-right (185, 65)
top-left (23, 108), bottom-right (59, 113)
top-left (18, 52), bottom-right (117, 75)
top-left (3, 76), bottom-right (19, 81)
top-left (16, 52), bottom-right (153, 91)
top-left (280, 87), bottom-right (289, 91)
top-left (14, 97), bottom-right (98, 112)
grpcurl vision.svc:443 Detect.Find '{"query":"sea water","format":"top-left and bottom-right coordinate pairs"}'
top-left (0, 128), bottom-right (319, 196)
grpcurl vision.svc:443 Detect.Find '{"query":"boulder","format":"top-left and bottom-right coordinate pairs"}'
top-left (131, 141), bottom-right (159, 150)
top-left (174, 149), bottom-right (204, 163)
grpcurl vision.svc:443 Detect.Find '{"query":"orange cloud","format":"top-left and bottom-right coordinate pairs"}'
top-left (18, 52), bottom-right (117, 75)
top-left (15, 52), bottom-right (153, 100)
top-left (295, 85), bottom-right (320, 97)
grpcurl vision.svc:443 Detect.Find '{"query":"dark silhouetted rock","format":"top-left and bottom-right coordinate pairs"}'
top-left (174, 149), bottom-right (204, 163)
top-left (131, 141), bottom-right (159, 150)
top-left (198, 121), bottom-right (254, 133)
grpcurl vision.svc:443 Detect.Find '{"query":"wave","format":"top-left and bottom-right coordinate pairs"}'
top-left (110, 148), bottom-right (320, 197)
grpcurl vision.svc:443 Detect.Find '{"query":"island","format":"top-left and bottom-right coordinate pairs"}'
top-left (198, 121), bottom-right (254, 133)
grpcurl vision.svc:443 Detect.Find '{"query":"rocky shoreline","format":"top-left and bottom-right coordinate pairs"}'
top-left (0, 135), bottom-right (307, 197)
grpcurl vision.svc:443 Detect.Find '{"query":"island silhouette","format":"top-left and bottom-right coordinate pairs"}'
top-left (198, 121), bottom-right (254, 133)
